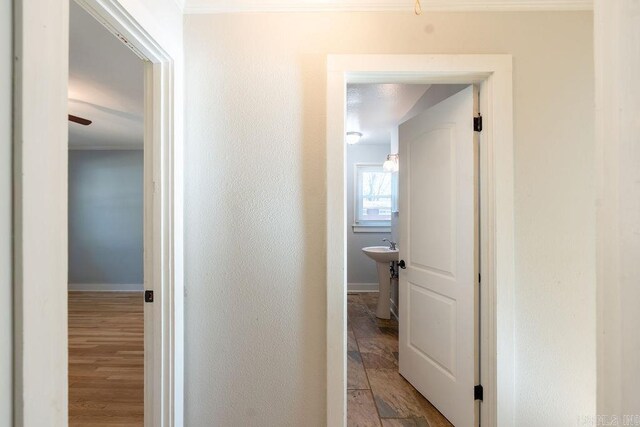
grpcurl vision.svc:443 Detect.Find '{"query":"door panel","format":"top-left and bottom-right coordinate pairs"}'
top-left (408, 126), bottom-right (455, 276)
top-left (399, 85), bottom-right (478, 427)
top-left (408, 284), bottom-right (456, 377)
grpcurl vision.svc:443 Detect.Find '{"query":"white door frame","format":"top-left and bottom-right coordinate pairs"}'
top-left (13, 0), bottom-right (182, 425)
top-left (326, 54), bottom-right (514, 426)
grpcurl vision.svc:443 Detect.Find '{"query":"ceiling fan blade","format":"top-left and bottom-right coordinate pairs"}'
top-left (68, 114), bottom-right (92, 126)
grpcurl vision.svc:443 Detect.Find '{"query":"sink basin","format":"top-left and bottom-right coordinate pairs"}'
top-left (362, 246), bottom-right (399, 263)
top-left (362, 246), bottom-right (400, 319)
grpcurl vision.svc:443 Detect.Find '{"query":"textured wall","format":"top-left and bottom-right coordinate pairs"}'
top-left (68, 150), bottom-right (143, 288)
top-left (184, 11), bottom-right (595, 425)
top-left (347, 143), bottom-right (392, 286)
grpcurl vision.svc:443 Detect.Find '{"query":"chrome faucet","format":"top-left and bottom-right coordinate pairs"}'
top-left (383, 238), bottom-right (397, 250)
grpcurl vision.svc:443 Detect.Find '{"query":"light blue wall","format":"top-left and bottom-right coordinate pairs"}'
top-left (68, 150), bottom-right (143, 289)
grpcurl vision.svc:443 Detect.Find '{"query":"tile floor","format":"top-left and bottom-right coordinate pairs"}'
top-left (347, 293), bottom-right (453, 427)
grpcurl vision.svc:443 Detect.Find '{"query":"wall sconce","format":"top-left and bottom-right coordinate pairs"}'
top-left (346, 131), bottom-right (362, 145)
top-left (383, 154), bottom-right (399, 172)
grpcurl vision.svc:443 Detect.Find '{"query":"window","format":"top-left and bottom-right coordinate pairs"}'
top-left (354, 164), bottom-right (392, 229)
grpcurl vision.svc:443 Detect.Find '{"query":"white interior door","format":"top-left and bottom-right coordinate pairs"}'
top-left (398, 86), bottom-right (479, 427)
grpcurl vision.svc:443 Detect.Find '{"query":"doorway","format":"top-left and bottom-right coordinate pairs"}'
top-left (326, 55), bottom-right (515, 427)
top-left (68, 2), bottom-right (145, 424)
top-left (12, 0), bottom-right (180, 423)
top-left (345, 83), bottom-right (479, 426)
top-left (66, 0), bottom-right (177, 424)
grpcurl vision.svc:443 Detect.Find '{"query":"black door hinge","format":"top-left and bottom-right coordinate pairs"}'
top-left (474, 384), bottom-right (484, 401)
top-left (474, 114), bottom-right (483, 132)
top-left (144, 290), bottom-right (154, 303)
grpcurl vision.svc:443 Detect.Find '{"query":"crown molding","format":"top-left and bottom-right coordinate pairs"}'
top-left (184, 0), bottom-right (593, 14)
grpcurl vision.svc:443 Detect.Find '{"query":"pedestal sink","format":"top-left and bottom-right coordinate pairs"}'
top-left (362, 246), bottom-right (400, 319)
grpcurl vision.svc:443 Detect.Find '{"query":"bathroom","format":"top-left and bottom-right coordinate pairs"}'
top-left (346, 82), bottom-right (472, 426)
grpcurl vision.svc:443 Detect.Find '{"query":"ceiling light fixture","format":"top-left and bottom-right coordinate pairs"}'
top-left (346, 131), bottom-right (363, 145)
top-left (383, 154), bottom-right (399, 172)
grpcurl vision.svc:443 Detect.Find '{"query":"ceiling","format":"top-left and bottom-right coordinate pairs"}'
top-left (182, 0), bottom-right (592, 14)
top-left (346, 84), bottom-right (430, 145)
top-left (69, 2), bottom-right (144, 149)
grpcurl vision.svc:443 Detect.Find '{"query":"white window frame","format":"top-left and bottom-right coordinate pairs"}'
top-left (353, 163), bottom-right (392, 232)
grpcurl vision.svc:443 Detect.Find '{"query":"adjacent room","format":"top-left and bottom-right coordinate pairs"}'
top-left (67, 2), bottom-right (145, 425)
top-left (346, 83), bottom-right (477, 426)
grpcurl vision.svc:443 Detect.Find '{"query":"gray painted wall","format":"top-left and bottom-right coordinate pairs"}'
top-left (0, 0), bottom-right (11, 422)
top-left (400, 84), bottom-right (468, 125)
top-left (68, 150), bottom-right (143, 289)
top-left (346, 143), bottom-right (392, 286)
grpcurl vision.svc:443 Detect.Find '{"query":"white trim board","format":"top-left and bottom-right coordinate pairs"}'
top-left (184, 0), bottom-right (592, 14)
top-left (326, 54), bottom-right (515, 427)
top-left (68, 283), bottom-right (144, 291)
top-left (390, 300), bottom-right (399, 321)
top-left (68, 145), bottom-right (144, 150)
top-left (13, 0), bottom-right (70, 423)
top-left (347, 283), bottom-right (379, 292)
top-left (1, 0), bottom-right (12, 423)
top-left (352, 225), bottom-right (391, 233)
top-left (595, 0), bottom-right (640, 417)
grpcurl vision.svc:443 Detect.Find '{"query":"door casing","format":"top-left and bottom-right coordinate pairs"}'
top-left (326, 54), bottom-right (514, 427)
top-left (70, 1), bottom-right (180, 424)
top-left (12, 0), bottom-right (183, 424)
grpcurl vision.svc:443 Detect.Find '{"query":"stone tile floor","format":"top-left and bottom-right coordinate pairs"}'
top-left (347, 293), bottom-right (454, 427)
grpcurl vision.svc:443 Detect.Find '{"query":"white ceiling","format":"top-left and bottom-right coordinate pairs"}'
top-left (69, 2), bottom-right (144, 149)
top-left (183, 0), bottom-right (592, 14)
top-left (346, 84), bottom-right (430, 145)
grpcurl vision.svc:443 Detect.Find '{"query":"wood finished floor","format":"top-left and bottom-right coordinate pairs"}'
top-left (348, 293), bottom-right (453, 427)
top-left (68, 291), bottom-right (144, 426)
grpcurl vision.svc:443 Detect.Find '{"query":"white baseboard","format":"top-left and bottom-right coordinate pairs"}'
top-left (347, 282), bottom-right (379, 292)
top-left (68, 283), bottom-right (143, 292)
top-left (390, 299), bottom-right (399, 321)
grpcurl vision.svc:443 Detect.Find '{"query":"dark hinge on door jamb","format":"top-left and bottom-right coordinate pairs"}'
top-left (474, 384), bottom-right (484, 401)
top-left (144, 290), bottom-right (154, 303)
top-left (474, 114), bottom-right (483, 132)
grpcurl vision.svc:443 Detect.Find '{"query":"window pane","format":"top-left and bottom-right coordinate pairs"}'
top-left (360, 170), bottom-right (391, 221)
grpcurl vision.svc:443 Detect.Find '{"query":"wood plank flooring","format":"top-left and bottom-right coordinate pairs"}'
top-left (347, 293), bottom-right (453, 427)
top-left (68, 291), bottom-right (144, 426)
top-left (68, 291), bottom-right (450, 426)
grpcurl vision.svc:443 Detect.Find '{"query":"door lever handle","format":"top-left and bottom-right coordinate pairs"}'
top-left (398, 260), bottom-right (406, 269)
